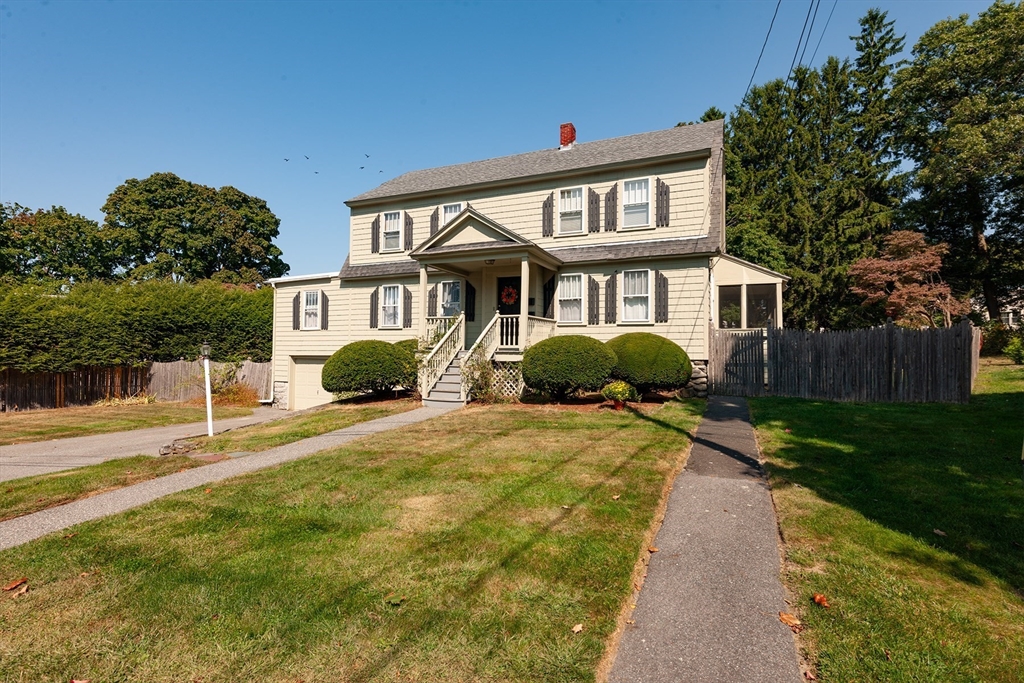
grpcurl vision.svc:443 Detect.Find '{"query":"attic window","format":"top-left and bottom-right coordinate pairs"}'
top-left (443, 203), bottom-right (462, 226)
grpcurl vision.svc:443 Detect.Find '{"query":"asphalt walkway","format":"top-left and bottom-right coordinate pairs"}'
top-left (608, 396), bottom-right (801, 683)
top-left (0, 405), bottom-right (458, 551)
top-left (0, 407), bottom-right (283, 482)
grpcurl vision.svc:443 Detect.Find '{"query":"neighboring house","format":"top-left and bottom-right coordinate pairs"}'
top-left (268, 121), bottom-right (787, 410)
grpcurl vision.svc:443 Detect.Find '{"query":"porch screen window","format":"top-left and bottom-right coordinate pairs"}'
top-left (383, 212), bottom-right (401, 251)
top-left (559, 274), bottom-right (583, 323)
top-left (443, 203), bottom-right (462, 225)
top-left (718, 285), bottom-right (742, 329)
top-left (559, 188), bottom-right (584, 234)
top-left (746, 284), bottom-right (776, 328)
top-left (381, 285), bottom-right (400, 327)
top-left (623, 179), bottom-right (649, 228)
top-left (622, 270), bottom-right (649, 322)
top-left (441, 280), bottom-right (461, 317)
top-left (302, 290), bottom-right (320, 330)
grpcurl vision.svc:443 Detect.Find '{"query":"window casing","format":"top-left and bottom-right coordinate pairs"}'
top-left (718, 285), bottom-right (742, 329)
top-left (622, 178), bottom-right (650, 228)
top-left (558, 188), bottom-right (584, 235)
top-left (302, 290), bottom-right (320, 330)
top-left (381, 285), bottom-right (400, 328)
top-left (622, 270), bottom-right (650, 322)
top-left (442, 203), bottom-right (462, 226)
top-left (383, 211), bottom-right (402, 251)
top-left (558, 274), bottom-right (583, 323)
top-left (717, 284), bottom-right (777, 328)
top-left (441, 280), bottom-right (461, 317)
top-left (746, 284), bottom-right (776, 328)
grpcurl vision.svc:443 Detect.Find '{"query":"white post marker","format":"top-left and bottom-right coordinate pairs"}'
top-left (201, 342), bottom-right (213, 437)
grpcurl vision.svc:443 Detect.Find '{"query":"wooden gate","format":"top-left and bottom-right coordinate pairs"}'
top-left (708, 326), bottom-right (766, 396)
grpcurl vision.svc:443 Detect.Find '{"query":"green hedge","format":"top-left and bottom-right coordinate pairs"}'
top-left (322, 340), bottom-right (413, 396)
top-left (606, 332), bottom-right (692, 393)
top-left (0, 280), bottom-right (272, 372)
top-left (522, 335), bottom-right (616, 399)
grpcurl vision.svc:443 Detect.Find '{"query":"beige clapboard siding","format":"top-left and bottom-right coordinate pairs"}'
top-left (348, 157), bottom-right (710, 266)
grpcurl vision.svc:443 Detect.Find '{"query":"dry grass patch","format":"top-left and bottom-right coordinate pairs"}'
top-left (0, 399), bottom-right (704, 682)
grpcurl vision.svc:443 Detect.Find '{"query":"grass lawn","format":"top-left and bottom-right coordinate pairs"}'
top-left (0, 456), bottom-right (207, 522)
top-left (192, 396), bottom-right (419, 454)
top-left (0, 398), bottom-right (419, 523)
top-left (750, 357), bottom-right (1024, 682)
top-left (0, 399), bottom-right (703, 682)
top-left (0, 403), bottom-right (253, 446)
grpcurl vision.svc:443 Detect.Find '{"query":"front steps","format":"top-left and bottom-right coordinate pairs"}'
top-left (422, 350), bottom-right (468, 409)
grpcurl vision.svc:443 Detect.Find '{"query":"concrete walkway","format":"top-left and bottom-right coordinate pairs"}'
top-left (0, 407), bottom-right (284, 482)
top-left (609, 396), bottom-right (801, 683)
top-left (0, 405), bottom-right (458, 551)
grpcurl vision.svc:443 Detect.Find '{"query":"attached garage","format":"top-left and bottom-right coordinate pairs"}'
top-left (289, 356), bottom-right (332, 410)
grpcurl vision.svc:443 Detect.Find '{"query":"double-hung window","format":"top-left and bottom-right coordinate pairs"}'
top-left (558, 188), bottom-right (584, 234)
top-left (381, 284), bottom-right (400, 327)
top-left (383, 211), bottom-right (402, 251)
top-left (441, 280), bottom-right (461, 317)
top-left (302, 290), bottom-right (320, 330)
top-left (558, 274), bottom-right (583, 323)
top-left (623, 179), bottom-right (650, 228)
top-left (442, 203), bottom-right (462, 225)
top-left (622, 270), bottom-right (650, 322)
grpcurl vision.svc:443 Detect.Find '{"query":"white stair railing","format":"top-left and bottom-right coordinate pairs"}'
top-left (497, 315), bottom-right (520, 348)
top-left (424, 316), bottom-right (456, 346)
top-left (526, 316), bottom-right (556, 347)
top-left (461, 312), bottom-right (501, 401)
top-left (419, 312), bottom-right (465, 398)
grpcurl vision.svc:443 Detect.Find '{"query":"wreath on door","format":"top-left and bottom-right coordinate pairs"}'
top-left (500, 285), bottom-right (518, 306)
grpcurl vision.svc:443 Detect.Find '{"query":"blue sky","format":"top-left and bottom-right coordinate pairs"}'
top-left (0, 0), bottom-right (986, 276)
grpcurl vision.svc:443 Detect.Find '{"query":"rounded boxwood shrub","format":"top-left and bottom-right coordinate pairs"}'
top-left (606, 332), bottom-right (692, 393)
top-left (322, 340), bottom-right (410, 396)
top-left (522, 335), bottom-right (616, 400)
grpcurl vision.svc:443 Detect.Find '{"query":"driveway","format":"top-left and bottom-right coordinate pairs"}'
top-left (0, 407), bottom-right (282, 483)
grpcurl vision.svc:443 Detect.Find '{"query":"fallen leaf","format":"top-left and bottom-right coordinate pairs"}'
top-left (933, 529), bottom-right (947, 537)
top-left (387, 594), bottom-right (406, 606)
top-left (571, 623), bottom-right (583, 634)
top-left (70, 679), bottom-right (92, 683)
top-left (63, 533), bottom-right (78, 540)
top-left (784, 428), bottom-right (792, 433)
top-left (884, 648), bottom-right (892, 662)
top-left (779, 612), bottom-right (802, 627)
top-left (561, 505), bottom-right (570, 510)
top-left (633, 582), bottom-right (641, 591)
top-left (812, 593), bottom-right (831, 609)
top-left (2, 578), bottom-right (27, 591)
top-left (626, 619), bottom-right (635, 625)
top-left (204, 489), bottom-right (212, 494)
top-left (803, 671), bottom-right (817, 681)
top-left (79, 572), bottom-right (91, 578)
top-left (612, 494), bottom-right (620, 501)
top-left (648, 547), bottom-right (659, 553)
top-left (12, 584), bottom-right (29, 597)
top-left (125, 470), bottom-right (133, 475)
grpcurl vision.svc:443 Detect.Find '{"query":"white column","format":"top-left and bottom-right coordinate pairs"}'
top-left (418, 264), bottom-right (428, 340)
top-left (520, 256), bottom-right (530, 350)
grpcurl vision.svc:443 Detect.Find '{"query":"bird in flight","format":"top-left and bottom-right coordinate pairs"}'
top-left (304, 155), bottom-right (310, 160)
top-left (360, 166), bottom-right (365, 169)
top-left (365, 153), bottom-right (370, 158)
top-left (314, 171), bottom-right (319, 174)
top-left (379, 170), bottom-right (383, 173)
top-left (284, 158), bottom-right (290, 162)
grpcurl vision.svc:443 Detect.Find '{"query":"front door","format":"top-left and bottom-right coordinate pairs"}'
top-left (496, 276), bottom-right (521, 315)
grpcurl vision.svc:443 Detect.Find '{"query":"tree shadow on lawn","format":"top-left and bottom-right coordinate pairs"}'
top-left (749, 390), bottom-right (1024, 593)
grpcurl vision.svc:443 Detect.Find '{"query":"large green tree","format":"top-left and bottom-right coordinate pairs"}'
top-left (0, 203), bottom-right (117, 283)
top-left (101, 172), bottom-right (288, 284)
top-left (894, 0), bottom-right (1024, 319)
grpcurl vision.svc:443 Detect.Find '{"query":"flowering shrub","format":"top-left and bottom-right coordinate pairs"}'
top-left (601, 381), bottom-right (640, 403)
top-left (1005, 337), bottom-right (1024, 364)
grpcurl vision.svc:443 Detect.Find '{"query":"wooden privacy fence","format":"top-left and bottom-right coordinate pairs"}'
top-left (1, 361), bottom-right (272, 412)
top-left (709, 320), bottom-right (981, 404)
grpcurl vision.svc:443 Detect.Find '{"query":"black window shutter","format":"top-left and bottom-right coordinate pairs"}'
top-left (465, 281), bottom-right (476, 322)
top-left (369, 287), bottom-right (379, 329)
top-left (542, 193), bottom-right (554, 238)
top-left (543, 276), bottom-right (556, 318)
top-left (656, 178), bottom-right (670, 227)
top-left (430, 207), bottom-right (439, 236)
top-left (604, 184), bottom-right (618, 231)
top-left (588, 276), bottom-right (600, 325)
top-left (320, 291), bottom-right (329, 330)
top-left (403, 286), bottom-right (413, 328)
top-left (588, 188), bottom-right (601, 233)
top-left (292, 293), bottom-right (300, 330)
top-left (404, 213), bottom-right (414, 251)
top-left (427, 284), bottom-right (438, 317)
top-left (370, 214), bottom-right (381, 253)
top-left (655, 270), bottom-right (669, 323)
top-left (605, 275), bottom-right (617, 323)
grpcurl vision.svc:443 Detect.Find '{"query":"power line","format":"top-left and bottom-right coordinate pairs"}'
top-left (809, 0), bottom-right (840, 67)
top-left (743, 0), bottom-right (783, 102)
top-left (798, 0), bottom-right (823, 67)
top-left (786, 0), bottom-right (817, 83)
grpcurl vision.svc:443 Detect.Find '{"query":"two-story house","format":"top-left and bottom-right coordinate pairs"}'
top-left (268, 120), bottom-right (787, 410)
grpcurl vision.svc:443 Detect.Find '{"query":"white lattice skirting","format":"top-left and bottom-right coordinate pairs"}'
top-left (490, 361), bottom-right (524, 399)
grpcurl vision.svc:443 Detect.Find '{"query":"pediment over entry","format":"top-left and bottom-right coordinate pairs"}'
top-left (410, 206), bottom-right (531, 255)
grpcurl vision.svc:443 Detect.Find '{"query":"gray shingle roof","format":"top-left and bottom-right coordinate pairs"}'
top-left (347, 121), bottom-right (722, 204)
top-left (338, 255), bottom-right (420, 280)
top-left (552, 237), bottom-right (719, 264)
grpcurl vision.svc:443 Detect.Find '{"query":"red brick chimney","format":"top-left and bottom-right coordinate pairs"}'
top-left (560, 122), bottom-right (576, 150)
